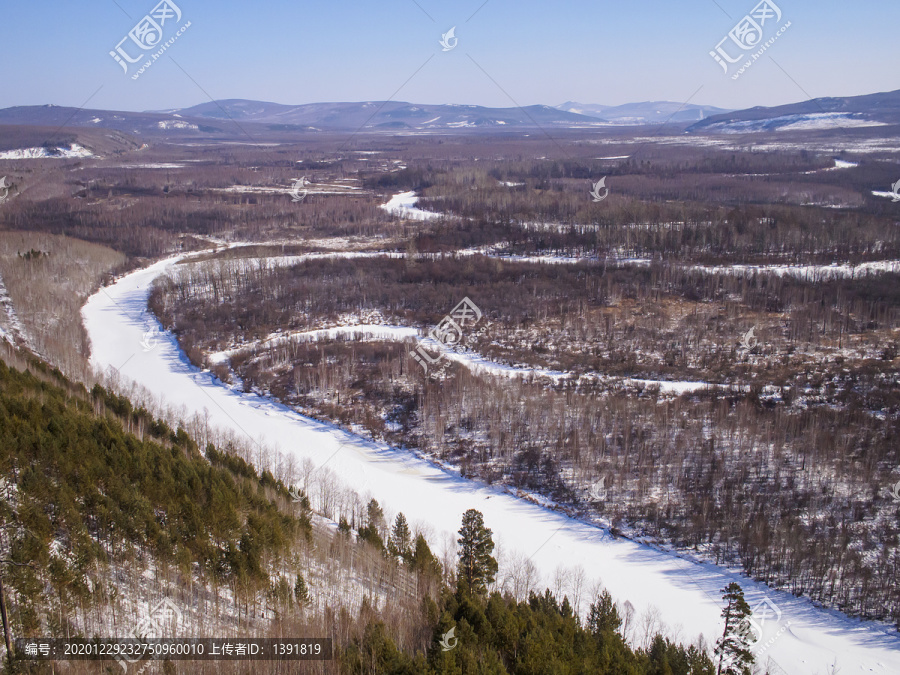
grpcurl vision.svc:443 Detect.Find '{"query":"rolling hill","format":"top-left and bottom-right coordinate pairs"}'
top-left (686, 88), bottom-right (900, 133)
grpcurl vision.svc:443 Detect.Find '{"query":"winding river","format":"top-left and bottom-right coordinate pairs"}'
top-left (81, 252), bottom-right (900, 674)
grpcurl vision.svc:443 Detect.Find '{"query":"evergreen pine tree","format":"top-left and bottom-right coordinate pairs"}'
top-left (389, 512), bottom-right (412, 560)
top-left (358, 499), bottom-right (386, 551)
top-left (367, 499), bottom-right (385, 535)
top-left (714, 582), bottom-right (755, 675)
top-left (587, 589), bottom-right (622, 636)
top-left (456, 509), bottom-right (498, 595)
top-left (294, 573), bottom-right (310, 606)
top-left (410, 534), bottom-right (442, 579)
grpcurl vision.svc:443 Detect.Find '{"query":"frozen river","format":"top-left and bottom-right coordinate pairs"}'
top-left (81, 253), bottom-right (900, 675)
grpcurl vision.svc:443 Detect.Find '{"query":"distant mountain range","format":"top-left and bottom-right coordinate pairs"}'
top-left (162, 100), bottom-right (608, 130)
top-left (0, 90), bottom-right (897, 149)
top-left (170, 99), bottom-right (734, 129)
top-left (0, 101), bottom-right (611, 136)
top-left (0, 99), bottom-right (731, 138)
top-left (555, 101), bottom-right (731, 124)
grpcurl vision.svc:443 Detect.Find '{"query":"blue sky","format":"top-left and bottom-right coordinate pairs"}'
top-left (1, 0), bottom-right (898, 113)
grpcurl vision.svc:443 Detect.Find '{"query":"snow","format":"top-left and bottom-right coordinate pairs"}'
top-left (831, 159), bottom-right (858, 169)
top-left (81, 254), bottom-right (900, 675)
top-left (379, 191), bottom-right (442, 220)
top-left (117, 163), bottom-right (185, 169)
top-left (208, 325), bottom-right (420, 364)
top-left (213, 184), bottom-right (361, 196)
top-left (777, 114), bottom-right (886, 131)
top-left (701, 113), bottom-right (887, 134)
top-left (206, 317), bottom-right (720, 396)
top-left (611, 135), bottom-right (900, 155)
top-left (433, 345), bottom-right (716, 394)
top-left (157, 120), bottom-right (199, 130)
top-left (458, 244), bottom-right (650, 267)
top-left (872, 190), bottom-right (900, 201)
top-left (0, 271), bottom-right (31, 348)
top-left (689, 260), bottom-right (900, 281)
top-left (0, 144), bottom-right (94, 159)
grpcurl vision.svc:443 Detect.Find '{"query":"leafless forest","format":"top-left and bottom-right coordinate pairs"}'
top-left (1, 122), bottom-right (899, 672)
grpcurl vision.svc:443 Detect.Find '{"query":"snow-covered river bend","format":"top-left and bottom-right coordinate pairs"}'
top-left (81, 253), bottom-right (900, 674)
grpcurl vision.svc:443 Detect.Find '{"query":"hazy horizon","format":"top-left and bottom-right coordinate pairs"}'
top-left (11, 88), bottom-right (898, 115)
top-left (1, 0), bottom-right (898, 115)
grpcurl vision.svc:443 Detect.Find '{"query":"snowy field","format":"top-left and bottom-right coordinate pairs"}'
top-left (81, 255), bottom-right (900, 674)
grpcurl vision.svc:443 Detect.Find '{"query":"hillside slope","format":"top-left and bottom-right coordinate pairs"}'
top-left (0, 351), bottom-right (714, 674)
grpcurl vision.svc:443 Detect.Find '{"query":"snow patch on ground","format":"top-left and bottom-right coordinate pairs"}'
top-left (702, 113), bottom-right (887, 134)
top-left (380, 191), bottom-right (442, 220)
top-left (831, 159), bottom-right (859, 169)
top-left (612, 135), bottom-right (900, 155)
top-left (117, 163), bottom-right (186, 169)
top-left (214, 183), bottom-right (362, 196)
top-left (689, 260), bottom-right (900, 280)
top-left (0, 271), bottom-right (30, 348)
top-left (0, 144), bottom-right (94, 159)
top-left (209, 325), bottom-right (420, 364)
top-left (872, 190), bottom-right (900, 201)
top-left (157, 120), bottom-right (199, 130)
